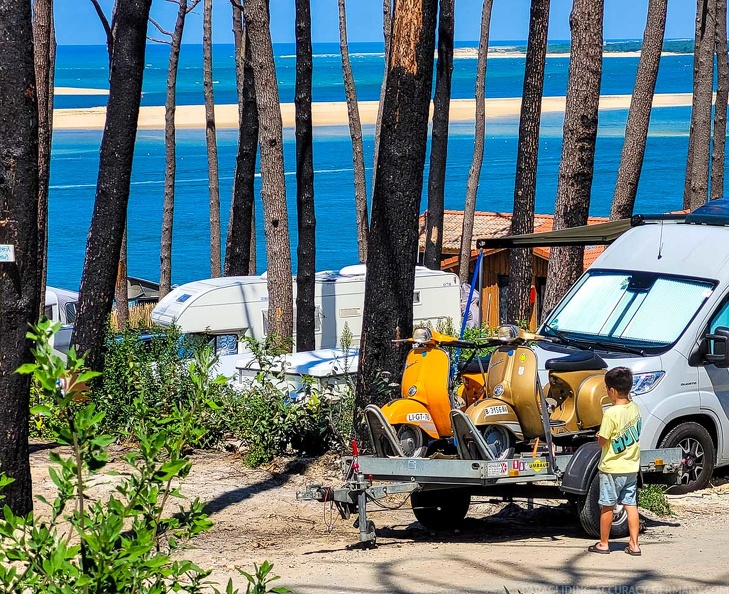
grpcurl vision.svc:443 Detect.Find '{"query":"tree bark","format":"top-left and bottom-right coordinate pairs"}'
top-left (72, 0), bottom-right (153, 371)
top-left (295, 0), bottom-right (316, 352)
top-left (423, 0), bottom-right (454, 271)
top-left (610, 0), bottom-right (667, 220)
top-left (355, 0), bottom-right (438, 418)
top-left (0, 0), bottom-right (39, 515)
top-left (458, 0), bottom-right (494, 283)
top-left (543, 0), bottom-right (604, 315)
top-left (508, 0), bottom-right (550, 325)
top-left (685, 0), bottom-right (716, 210)
top-left (225, 20), bottom-right (259, 277)
top-left (114, 225), bottom-right (129, 328)
top-left (159, 0), bottom-right (192, 298)
top-left (712, 0), bottom-right (728, 200)
top-left (684, 6), bottom-right (703, 205)
top-left (203, 0), bottom-right (221, 277)
top-left (33, 0), bottom-right (55, 314)
top-left (371, 0), bottom-right (393, 202)
top-left (338, 0), bottom-right (369, 263)
top-left (243, 0), bottom-right (294, 346)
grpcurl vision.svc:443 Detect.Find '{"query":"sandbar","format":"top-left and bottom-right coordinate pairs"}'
top-left (55, 86), bottom-right (109, 96)
top-left (52, 92), bottom-right (694, 131)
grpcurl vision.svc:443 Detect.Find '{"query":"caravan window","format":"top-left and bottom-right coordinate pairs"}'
top-left (544, 270), bottom-right (714, 348)
top-left (65, 302), bottom-right (77, 324)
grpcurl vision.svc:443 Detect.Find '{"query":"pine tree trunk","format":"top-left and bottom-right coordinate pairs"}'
top-left (114, 225), bottom-right (129, 328)
top-left (685, 0), bottom-right (716, 210)
top-left (0, 0), bottom-right (40, 516)
top-left (684, 7), bottom-right (703, 205)
top-left (72, 0), bottom-right (153, 371)
top-left (508, 0), bottom-right (550, 325)
top-left (355, 0), bottom-right (438, 417)
top-left (423, 0), bottom-right (454, 271)
top-left (543, 0), bottom-right (604, 316)
top-left (712, 0), bottom-right (728, 200)
top-left (372, 0), bottom-right (393, 199)
top-left (459, 0), bottom-right (494, 283)
top-left (338, 0), bottom-right (369, 263)
top-left (243, 0), bottom-right (294, 346)
top-left (295, 0), bottom-right (316, 352)
top-left (33, 0), bottom-right (55, 313)
top-left (610, 0), bottom-right (667, 219)
top-left (159, 0), bottom-right (190, 298)
top-left (225, 18), bottom-right (258, 277)
top-left (203, 0), bottom-right (221, 277)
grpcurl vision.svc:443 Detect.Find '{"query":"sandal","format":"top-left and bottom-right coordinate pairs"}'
top-left (624, 546), bottom-right (642, 556)
top-left (588, 544), bottom-right (610, 554)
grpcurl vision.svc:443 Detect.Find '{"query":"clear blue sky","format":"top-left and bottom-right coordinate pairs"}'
top-left (55, 0), bottom-right (695, 46)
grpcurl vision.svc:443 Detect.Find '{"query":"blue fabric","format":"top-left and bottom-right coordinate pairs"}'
top-left (598, 471), bottom-right (638, 507)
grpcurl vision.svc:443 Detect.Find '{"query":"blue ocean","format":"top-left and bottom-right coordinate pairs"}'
top-left (49, 40), bottom-right (698, 290)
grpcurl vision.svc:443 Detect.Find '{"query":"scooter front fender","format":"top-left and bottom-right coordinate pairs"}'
top-left (466, 398), bottom-right (524, 441)
top-left (380, 399), bottom-right (440, 440)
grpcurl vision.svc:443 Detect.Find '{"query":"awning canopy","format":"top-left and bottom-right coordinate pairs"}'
top-left (475, 214), bottom-right (685, 250)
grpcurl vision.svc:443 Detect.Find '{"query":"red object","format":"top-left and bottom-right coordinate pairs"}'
top-left (351, 440), bottom-right (359, 457)
top-left (351, 439), bottom-right (360, 474)
top-left (529, 286), bottom-right (536, 304)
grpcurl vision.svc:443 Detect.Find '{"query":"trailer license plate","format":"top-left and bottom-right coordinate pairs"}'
top-left (487, 462), bottom-right (508, 477)
top-left (484, 405), bottom-right (508, 416)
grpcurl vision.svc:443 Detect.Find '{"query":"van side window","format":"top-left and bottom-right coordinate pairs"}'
top-left (710, 299), bottom-right (729, 334)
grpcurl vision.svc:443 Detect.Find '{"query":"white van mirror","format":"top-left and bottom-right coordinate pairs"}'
top-left (706, 327), bottom-right (729, 368)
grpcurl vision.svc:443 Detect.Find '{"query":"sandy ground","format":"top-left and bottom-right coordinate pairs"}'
top-left (52, 92), bottom-right (696, 131)
top-left (29, 442), bottom-right (729, 594)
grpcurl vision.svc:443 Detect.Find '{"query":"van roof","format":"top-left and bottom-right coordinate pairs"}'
top-left (593, 222), bottom-right (729, 281)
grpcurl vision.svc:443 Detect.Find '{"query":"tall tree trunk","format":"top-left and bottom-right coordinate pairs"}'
top-left (338, 0), bottom-right (368, 263)
top-left (295, 0), bottom-right (316, 352)
top-left (712, 0), bottom-right (728, 199)
top-left (458, 0), bottom-right (494, 283)
top-left (685, 0), bottom-right (716, 210)
top-left (355, 0), bottom-right (438, 419)
top-left (371, 0), bottom-right (393, 200)
top-left (159, 0), bottom-right (192, 299)
top-left (0, 0), bottom-right (39, 516)
top-left (225, 21), bottom-right (259, 277)
top-left (543, 0), bottom-right (604, 315)
top-left (33, 0), bottom-right (55, 314)
top-left (508, 0), bottom-right (550, 325)
top-left (684, 7), bottom-right (703, 204)
top-left (243, 0), bottom-right (294, 346)
top-left (114, 225), bottom-right (129, 328)
top-left (72, 0), bottom-right (153, 371)
top-left (203, 0), bottom-right (221, 277)
top-left (423, 0), bottom-right (454, 271)
top-left (610, 0), bottom-right (667, 219)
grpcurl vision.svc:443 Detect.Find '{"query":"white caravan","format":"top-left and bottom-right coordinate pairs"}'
top-left (151, 265), bottom-right (461, 378)
top-left (535, 200), bottom-right (729, 492)
top-left (45, 287), bottom-right (78, 325)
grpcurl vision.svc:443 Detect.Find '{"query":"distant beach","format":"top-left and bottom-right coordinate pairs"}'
top-left (52, 92), bottom-right (695, 131)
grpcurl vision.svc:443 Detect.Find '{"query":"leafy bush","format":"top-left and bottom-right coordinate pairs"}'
top-left (638, 484), bottom-right (672, 516)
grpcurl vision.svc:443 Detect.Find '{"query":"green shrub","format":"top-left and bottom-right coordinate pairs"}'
top-left (638, 484), bottom-right (672, 516)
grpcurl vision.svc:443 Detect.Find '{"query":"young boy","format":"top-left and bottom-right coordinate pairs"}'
top-left (587, 366), bottom-right (642, 556)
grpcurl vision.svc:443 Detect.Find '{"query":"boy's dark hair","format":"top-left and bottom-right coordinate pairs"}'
top-left (605, 367), bottom-right (633, 396)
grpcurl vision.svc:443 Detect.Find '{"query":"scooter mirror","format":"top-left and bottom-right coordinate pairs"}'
top-left (497, 324), bottom-right (519, 342)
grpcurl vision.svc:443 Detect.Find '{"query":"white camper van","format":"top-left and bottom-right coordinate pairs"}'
top-left (44, 287), bottom-right (78, 326)
top-left (534, 200), bottom-right (729, 492)
top-left (151, 265), bottom-right (461, 377)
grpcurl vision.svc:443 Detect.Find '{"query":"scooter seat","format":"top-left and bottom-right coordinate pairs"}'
top-left (458, 355), bottom-right (491, 374)
top-left (545, 351), bottom-right (607, 372)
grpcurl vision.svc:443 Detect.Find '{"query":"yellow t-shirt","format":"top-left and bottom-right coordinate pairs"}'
top-left (598, 401), bottom-right (642, 474)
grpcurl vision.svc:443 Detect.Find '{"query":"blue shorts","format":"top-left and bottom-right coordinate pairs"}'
top-left (598, 472), bottom-right (638, 507)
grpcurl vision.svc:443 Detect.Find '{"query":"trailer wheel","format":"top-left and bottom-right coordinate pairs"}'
top-left (411, 490), bottom-right (471, 531)
top-left (576, 472), bottom-right (630, 539)
top-left (396, 424), bottom-right (427, 457)
top-left (659, 422), bottom-right (715, 494)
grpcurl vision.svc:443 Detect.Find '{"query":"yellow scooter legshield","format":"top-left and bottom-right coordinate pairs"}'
top-left (380, 399), bottom-right (440, 439)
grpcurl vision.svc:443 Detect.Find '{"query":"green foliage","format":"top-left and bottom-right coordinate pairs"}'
top-left (234, 561), bottom-right (290, 594)
top-left (3, 320), bottom-right (287, 593)
top-left (638, 484), bottom-right (672, 516)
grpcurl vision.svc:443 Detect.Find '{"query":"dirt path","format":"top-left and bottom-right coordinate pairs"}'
top-left (29, 444), bottom-right (729, 593)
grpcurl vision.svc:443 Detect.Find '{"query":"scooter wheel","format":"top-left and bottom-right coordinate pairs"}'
top-left (396, 424), bottom-right (427, 457)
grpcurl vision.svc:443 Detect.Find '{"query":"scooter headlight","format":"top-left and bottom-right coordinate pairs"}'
top-left (497, 324), bottom-right (519, 342)
top-left (631, 371), bottom-right (665, 396)
top-left (412, 327), bottom-right (433, 344)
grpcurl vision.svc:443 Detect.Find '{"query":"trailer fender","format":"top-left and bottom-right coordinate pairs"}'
top-left (560, 441), bottom-right (601, 496)
top-left (380, 399), bottom-right (440, 440)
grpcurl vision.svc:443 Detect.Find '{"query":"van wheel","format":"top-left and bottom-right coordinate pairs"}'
top-left (396, 424), bottom-right (427, 458)
top-left (411, 490), bottom-right (471, 531)
top-left (576, 472), bottom-right (630, 539)
top-left (659, 422), bottom-right (715, 493)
